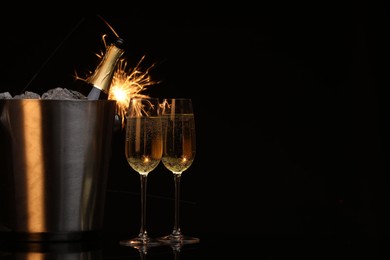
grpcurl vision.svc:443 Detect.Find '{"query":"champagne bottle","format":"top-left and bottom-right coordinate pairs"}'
top-left (76, 37), bottom-right (125, 100)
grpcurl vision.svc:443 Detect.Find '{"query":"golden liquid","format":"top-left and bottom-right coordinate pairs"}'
top-left (125, 117), bottom-right (163, 175)
top-left (161, 114), bottom-right (196, 174)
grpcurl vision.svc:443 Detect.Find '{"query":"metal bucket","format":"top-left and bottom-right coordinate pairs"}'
top-left (0, 99), bottom-right (116, 242)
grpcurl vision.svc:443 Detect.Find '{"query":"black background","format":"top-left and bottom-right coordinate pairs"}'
top-left (1, 1), bottom-right (390, 238)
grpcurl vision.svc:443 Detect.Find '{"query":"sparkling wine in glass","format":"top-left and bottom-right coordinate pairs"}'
top-left (120, 97), bottom-right (163, 247)
top-left (158, 98), bottom-right (200, 245)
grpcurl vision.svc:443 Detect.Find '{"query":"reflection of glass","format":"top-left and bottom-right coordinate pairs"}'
top-left (158, 98), bottom-right (200, 245)
top-left (170, 243), bottom-right (183, 260)
top-left (130, 244), bottom-right (149, 260)
top-left (120, 97), bottom-right (163, 247)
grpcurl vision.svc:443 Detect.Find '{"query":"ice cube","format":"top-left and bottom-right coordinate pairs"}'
top-left (13, 91), bottom-right (41, 99)
top-left (41, 87), bottom-right (87, 100)
top-left (0, 92), bottom-right (13, 99)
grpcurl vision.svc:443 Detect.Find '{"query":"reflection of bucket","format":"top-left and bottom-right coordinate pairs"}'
top-left (0, 240), bottom-right (102, 259)
top-left (0, 99), bottom-right (116, 242)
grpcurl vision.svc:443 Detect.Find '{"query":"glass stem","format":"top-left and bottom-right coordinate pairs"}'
top-left (139, 173), bottom-right (148, 240)
top-left (173, 249), bottom-right (180, 260)
top-left (172, 172), bottom-right (182, 238)
top-left (172, 244), bottom-right (181, 260)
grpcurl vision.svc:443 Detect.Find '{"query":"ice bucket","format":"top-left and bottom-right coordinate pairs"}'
top-left (0, 99), bottom-right (116, 242)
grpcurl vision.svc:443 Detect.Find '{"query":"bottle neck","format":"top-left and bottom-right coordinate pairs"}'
top-left (86, 43), bottom-right (125, 93)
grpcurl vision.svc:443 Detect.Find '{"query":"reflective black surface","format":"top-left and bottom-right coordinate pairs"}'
top-left (2, 184), bottom-right (390, 259)
top-left (2, 232), bottom-right (390, 259)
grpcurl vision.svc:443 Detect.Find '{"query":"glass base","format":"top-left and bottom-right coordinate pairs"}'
top-left (120, 237), bottom-right (163, 247)
top-left (157, 234), bottom-right (200, 245)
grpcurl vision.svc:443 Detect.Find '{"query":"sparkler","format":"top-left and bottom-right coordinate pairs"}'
top-left (108, 55), bottom-right (159, 128)
top-left (74, 34), bottom-right (159, 129)
top-left (77, 16), bottom-right (159, 128)
top-left (95, 16), bottom-right (159, 125)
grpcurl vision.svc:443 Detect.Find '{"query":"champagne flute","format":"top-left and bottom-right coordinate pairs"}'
top-left (120, 97), bottom-right (163, 247)
top-left (157, 98), bottom-right (200, 245)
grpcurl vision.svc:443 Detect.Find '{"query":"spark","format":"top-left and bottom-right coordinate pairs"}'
top-left (73, 34), bottom-right (113, 81)
top-left (108, 55), bottom-right (159, 128)
top-left (97, 15), bottom-right (121, 38)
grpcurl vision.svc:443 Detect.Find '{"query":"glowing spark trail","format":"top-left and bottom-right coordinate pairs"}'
top-left (108, 55), bottom-right (159, 128)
